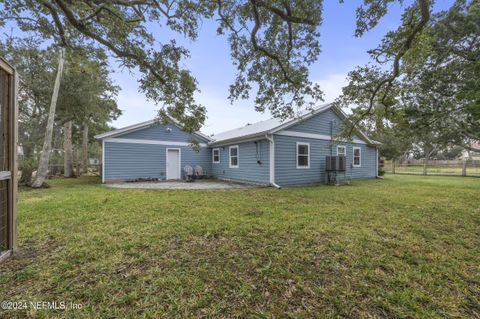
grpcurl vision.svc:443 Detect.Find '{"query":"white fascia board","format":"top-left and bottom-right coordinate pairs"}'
top-left (330, 106), bottom-right (376, 145)
top-left (104, 138), bottom-right (208, 147)
top-left (275, 130), bottom-right (367, 145)
top-left (95, 120), bottom-right (155, 139)
top-left (208, 133), bottom-right (270, 147)
top-left (95, 117), bottom-right (213, 142)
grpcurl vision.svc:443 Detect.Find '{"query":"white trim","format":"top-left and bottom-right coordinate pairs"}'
top-left (166, 148), bottom-right (181, 180)
top-left (104, 137), bottom-right (207, 147)
top-left (212, 148), bottom-right (220, 164)
top-left (296, 142), bottom-right (310, 169)
top-left (376, 147), bottom-right (379, 177)
top-left (210, 136), bottom-right (268, 147)
top-left (95, 120), bottom-right (155, 139)
top-left (276, 130), bottom-right (367, 145)
top-left (337, 145), bottom-right (346, 157)
top-left (332, 107), bottom-right (377, 145)
top-left (209, 104), bottom-right (332, 146)
top-left (95, 116), bottom-right (213, 141)
top-left (102, 139), bottom-right (105, 183)
top-left (353, 147), bottom-right (361, 167)
top-left (229, 145), bottom-right (239, 168)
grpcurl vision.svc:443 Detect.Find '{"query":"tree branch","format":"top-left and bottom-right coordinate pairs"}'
top-left (41, 0), bottom-right (69, 46)
top-left (249, 0), bottom-right (297, 86)
top-left (348, 0), bottom-right (431, 135)
top-left (51, 0), bottom-right (167, 85)
top-left (254, 0), bottom-right (316, 25)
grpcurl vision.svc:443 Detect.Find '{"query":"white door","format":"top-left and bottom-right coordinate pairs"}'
top-left (166, 149), bottom-right (180, 180)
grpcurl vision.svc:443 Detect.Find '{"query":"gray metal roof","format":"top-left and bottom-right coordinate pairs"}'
top-left (96, 103), bottom-right (379, 146)
top-left (95, 117), bottom-right (213, 141)
top-left (210, 117), bottom-right (284, 143)
top-left (210, 103), bottom-right (335, 144)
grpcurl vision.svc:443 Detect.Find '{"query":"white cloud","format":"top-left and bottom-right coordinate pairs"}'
top-left (111, 72), bottom-right (350, 135)
top-left (111, 86), bottom-right (271, 136)
top-left (314, 73), bottom-right (348, 103)
top-left (114, 88), bottom-right (158, 128)
top-left (196, 91), bottom-right (272, 136)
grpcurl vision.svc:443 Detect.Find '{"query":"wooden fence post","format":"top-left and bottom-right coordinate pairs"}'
top-left (462, 159), bottom-right (467, 176)
top-left (423, 159), bottom-right (428, 176)
top-left (392, 159), bottom-right (396, 174)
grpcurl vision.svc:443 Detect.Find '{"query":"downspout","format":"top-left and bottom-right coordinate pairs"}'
top-left (101, 139), bottom-right (105, 183)
top-left (265, 134), bottom-right (281, 189)
top-left (330, 120), bottom-right (335, 156)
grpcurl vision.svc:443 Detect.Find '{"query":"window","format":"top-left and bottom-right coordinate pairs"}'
top-left (212, 148), bottom-right (220, 164)
top-left (353, 147), bottom-right (361, 167)
top-left (229, 145), bottom-right (239, 168)
top-left (296, 142), bottom-right (310, 168)
top-left (337, 145), bottom-right (346, 157)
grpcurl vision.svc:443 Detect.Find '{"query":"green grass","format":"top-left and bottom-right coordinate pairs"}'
top-left (1, 175), bottom-right (479, 318)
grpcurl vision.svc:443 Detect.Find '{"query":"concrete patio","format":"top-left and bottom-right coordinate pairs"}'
top-left (105, 179), bottom-right (259, 190)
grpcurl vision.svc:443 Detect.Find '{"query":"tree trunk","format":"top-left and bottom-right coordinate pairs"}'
top-left (76, 148), bottom-right (81, 176)
top-left (32, 48), bottom-right (66, 188)
top-left (63, 120), bottom-right (73, 177)
top-left (82, 123), bottom-right (88, 174)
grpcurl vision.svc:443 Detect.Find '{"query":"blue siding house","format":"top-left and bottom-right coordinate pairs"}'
top-left (96, 104), bottom-right (380, 186)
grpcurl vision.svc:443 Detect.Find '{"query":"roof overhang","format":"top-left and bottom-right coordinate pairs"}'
top-left (209, 104), bottom-right (334, 146)
top-left (95, 116), bottom-right (213, 142)
top-left (96, 103), bottom-right (378, 147)
top-left (209, 103), bottom-right (378, 146)
top-left (208, 131), bottom-right (272, 146)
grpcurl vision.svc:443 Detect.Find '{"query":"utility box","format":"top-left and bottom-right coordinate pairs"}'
top-left (0, 57), bottom-right (18, 262)
top-left (325, 155), bottom-right (348, 185)
top-left (325, 156), bottom-right (346, 172)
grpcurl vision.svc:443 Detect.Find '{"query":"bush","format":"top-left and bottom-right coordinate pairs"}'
top-left (378, 166), bottom-right (385, 176)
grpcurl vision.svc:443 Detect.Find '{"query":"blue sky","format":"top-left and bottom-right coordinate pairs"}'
top-left (113, 0), bottom-right (455, 135)
top-left (6, 1), bottom-right (451, 135)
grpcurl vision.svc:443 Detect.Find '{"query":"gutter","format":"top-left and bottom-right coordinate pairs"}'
top-left (265, 134), bottom-right (281, 189)
top-left (208, 131), bottom-right (269, 147)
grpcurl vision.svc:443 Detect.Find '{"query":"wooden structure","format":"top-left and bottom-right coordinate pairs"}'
top-left (0, 57), bottom-right (18, 262)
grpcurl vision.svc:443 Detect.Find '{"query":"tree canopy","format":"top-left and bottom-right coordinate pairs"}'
top-left (0, 38), bottom-right (121, 184)
top-left (336, 0), bottom-right (479, 152)
top-left (0, 0), bottom-right (323, 132)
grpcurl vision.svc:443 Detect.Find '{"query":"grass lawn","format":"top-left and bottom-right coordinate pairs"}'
top-left (1, 175), bottom-right (479, 318)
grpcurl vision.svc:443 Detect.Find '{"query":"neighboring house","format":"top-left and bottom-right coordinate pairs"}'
top-left (461, 143), bottom-right (480, 161)
top-left (95, 103), bottom-right (380, 187)
top-left (89, 158), bottom-right (100, 165)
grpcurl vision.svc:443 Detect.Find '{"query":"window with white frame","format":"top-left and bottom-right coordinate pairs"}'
top-left (296, 142), bottom-right (310, 168)
top-left (229, 145), bottom-right (239, 168)
top-left (212, 148), bottom-right (220, 163)
top-left (353, 147), bottom-right (361, 167)
top-left (337, 145), bottom-right (346, 157)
